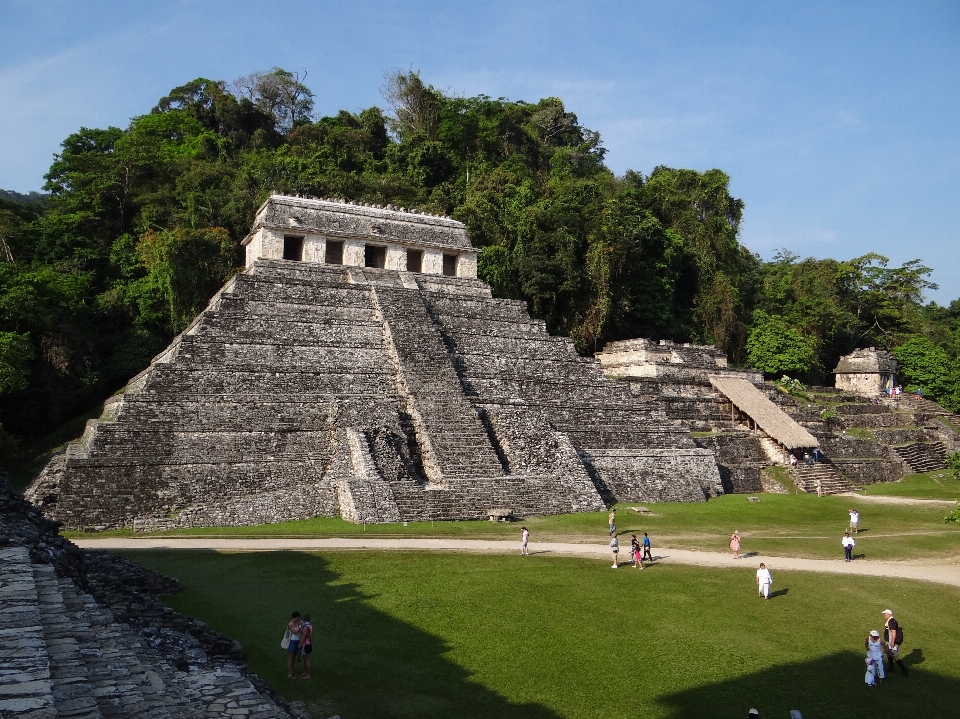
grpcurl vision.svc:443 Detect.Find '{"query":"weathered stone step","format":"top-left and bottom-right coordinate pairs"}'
top-left (0, 546), bottom-right (55, 718)
top-left (789, 464), bottom-right (857, 495)
top-left (31, 564), bottom-right (102, 719)
top-left (893, 441), bottom-right (947, 473)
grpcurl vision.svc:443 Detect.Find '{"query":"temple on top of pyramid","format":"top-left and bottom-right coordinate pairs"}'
top-left (243, 193), bottom-right (479, 277)
top-left (27, 194), bottom-right (722, 531)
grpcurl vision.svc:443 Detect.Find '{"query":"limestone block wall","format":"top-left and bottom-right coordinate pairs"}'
top-left (836, 373), bottom-right (888, 396)
top-left (422, 287), bottom-right (722, 502)
top-left (580, 448), bottom-right (723, 502)
top-left (692, 433), bottom-right (766, 494)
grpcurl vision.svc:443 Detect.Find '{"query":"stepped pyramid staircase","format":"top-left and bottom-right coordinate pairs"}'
top-left (788, 462), bottom-right (858, 495)
top-left (892, 441), bottom-right (948, 474)
top-left (0, 546), bottom-right (294, 719)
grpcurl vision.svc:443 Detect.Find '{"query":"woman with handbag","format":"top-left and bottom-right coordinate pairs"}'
top-left (283, 611), bottom-right (302, 678)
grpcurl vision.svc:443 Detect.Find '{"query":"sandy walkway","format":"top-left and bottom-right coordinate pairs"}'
top-left (73, 537), bottom-right (960, 588)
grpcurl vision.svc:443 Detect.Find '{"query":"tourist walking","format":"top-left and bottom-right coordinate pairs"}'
top-left (864, 630), bottom-right (885, 686)
top-left (849, 509), bottom-right (859, 534)
top-left (842, 532), bottom-right (855, 562)
top-left (284, 611), bottom-right (302, 678)
top-left (520, 526), bottom-right (530, 556)
top-left (299, 614), bottom-right (313, 679)
top-left (789, 453), bottom-right (798, 468)
top-left (630, 534), bottom-right (643, 569)
top-left (882, 609), bottom-right (909, 676)
top-left (608, 508), bottom-right (617, 535)
top-left (642, 532), bottom-right (653, 561)
top-left (729, 530), bottom-right (742, 559)
top-left (756, 563), bottom-right (772, 600)
top-left (813, 447), bottom-right (822, 463)
top-left (610, 533), bottom-right (619, 568)
top-left (804, 451), bottom-right (813, 466)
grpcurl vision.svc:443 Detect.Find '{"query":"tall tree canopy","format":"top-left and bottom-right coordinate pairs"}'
top-left (0, 68), bottom-right (957, 464)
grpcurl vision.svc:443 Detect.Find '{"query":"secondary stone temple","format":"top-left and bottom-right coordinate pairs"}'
top-left (28, 194), bottom-right (722, 530)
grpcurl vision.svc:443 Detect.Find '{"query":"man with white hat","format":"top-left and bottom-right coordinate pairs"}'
top-left (882, 609), bottom-right (909, 676)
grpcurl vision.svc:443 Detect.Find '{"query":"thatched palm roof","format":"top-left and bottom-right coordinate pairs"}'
top-left (709, 376), bottom-right (818, 450)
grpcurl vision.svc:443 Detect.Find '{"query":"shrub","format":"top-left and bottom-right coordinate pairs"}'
top-left (945, 502), bottom-right (960, 524)
top-left (946, 451), bottom-right (960, 473)
top-left (776, 375), bottom-right (806, 393)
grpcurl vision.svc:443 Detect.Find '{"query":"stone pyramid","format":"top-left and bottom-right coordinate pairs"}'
top-left (28, 195), bottom-right (721, 529)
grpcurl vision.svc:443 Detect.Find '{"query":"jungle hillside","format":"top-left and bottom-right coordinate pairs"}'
top-left (1, 69), bottom-right (958, 475)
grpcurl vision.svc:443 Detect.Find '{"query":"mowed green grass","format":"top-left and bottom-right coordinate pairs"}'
top-left (123, 550), bottom-right (960, 719)
top-left (864, 471), bottom-right (960, 500)
top-left (77, 472), bottom-right (960, 562)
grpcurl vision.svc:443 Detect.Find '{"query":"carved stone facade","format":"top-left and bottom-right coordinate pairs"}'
top-left (242, 193), bottom-right (479, 278)
top-left (27, 197), bottom-right (722, 529)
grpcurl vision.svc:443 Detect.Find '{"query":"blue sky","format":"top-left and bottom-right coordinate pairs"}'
top-left (2, 0), bottom-right (958, 302)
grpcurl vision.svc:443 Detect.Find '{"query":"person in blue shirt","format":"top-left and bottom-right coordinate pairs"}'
top-left (642, 532), bottom-right (652, 561)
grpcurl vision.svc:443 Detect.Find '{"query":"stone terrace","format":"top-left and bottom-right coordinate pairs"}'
top-left (29, 254), bottom-right (721, 530)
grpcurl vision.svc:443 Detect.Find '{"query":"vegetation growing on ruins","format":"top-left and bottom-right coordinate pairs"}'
top-left (124, 549), bottom-right (960, 719)
top-left (1, 69), bottom-right (959, 468)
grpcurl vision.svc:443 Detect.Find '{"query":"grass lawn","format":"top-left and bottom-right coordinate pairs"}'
top-left (863, 471), bottom-right (960, 501)
top-left (74, 476), bottom-right (960, 562)
top-left (122, 550), bottom-right (960, 719)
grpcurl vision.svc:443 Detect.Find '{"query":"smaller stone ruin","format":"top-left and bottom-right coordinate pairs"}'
top-left (833, 347), bottom-right (897, 396)
top-left (596, 338), bottom-right (762, 383)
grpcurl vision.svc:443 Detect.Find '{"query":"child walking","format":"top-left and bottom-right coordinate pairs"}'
top-left (631, 534), bottom-right (644, 570)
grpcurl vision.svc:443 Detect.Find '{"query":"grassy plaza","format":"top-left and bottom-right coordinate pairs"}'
top-left (104, 472), bottom-right (960, 719)
top-left (124, 549), bottom-right (960, 719)
top-left (78, 471), bottom-right (960, 563)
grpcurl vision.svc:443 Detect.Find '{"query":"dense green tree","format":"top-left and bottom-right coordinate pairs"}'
top-left (746, 311), bottom-right (819, 377)
top-left (892, 336), bottom-right (960, 411)
top-left (1, 67), bottom-right (957, 467)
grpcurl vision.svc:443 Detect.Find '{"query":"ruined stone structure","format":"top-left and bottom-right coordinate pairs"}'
top-left (595, 337), bottom-right (958, 495)
top-left (0, 474), bottom-right (302, 719)
top-left (596, 338), bottom-right (762, 383)
top-left (833, 347), bottom-right (897, 396)
top-left (28, 196), bottom-right (721, 530)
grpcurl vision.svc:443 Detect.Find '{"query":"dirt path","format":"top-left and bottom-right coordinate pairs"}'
top-left (73, 537), bottom-right (960, 588)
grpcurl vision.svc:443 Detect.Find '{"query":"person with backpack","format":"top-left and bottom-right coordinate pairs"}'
top-left (882, 609), bottom-right (909, 676)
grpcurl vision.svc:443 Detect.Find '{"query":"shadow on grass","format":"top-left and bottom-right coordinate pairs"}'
top-left (125, 550), bottom-right (562, 719)
top-left (768, 588), bottom-right (789, 599)
top-left (660, 649), bottom-right (956, 718)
